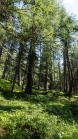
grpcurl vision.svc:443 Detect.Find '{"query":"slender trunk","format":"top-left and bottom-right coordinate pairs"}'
top-left (49, 60), bottom-right (53, 90)
top-left (18, 65), bottom-right (21, 86)
top-left (53, 51), bottom-right (56, 87)
top-left (38, 43), bottom-right (42, 89)
top-left (44, 49), bottom-right (48, 91)
top-left (58, 55), bottom-right (62, 91)
top-left (44, 67), bottom-right (48, 91)
top-left (11, 68), bottom-right (17, 92)
top-left (49, 74), bottom-right (53, 90)
top-left (0, 46), bottom-right (3, 60)
top-left (2, 41), bottom-right (14, 79)
top-left (65, 42), bottom-right (73, 97)
top-left (2, 56), bottom-right (10, 79)
top-left (11, 43), bottom-right (23, 92)
top-left (63, 46), bottom-right (67, 92)
top-left (17, 43), bottom-right (23, 87)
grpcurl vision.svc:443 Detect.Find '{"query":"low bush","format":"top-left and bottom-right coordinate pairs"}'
top-left (69, 101), bottom-right (78, 118)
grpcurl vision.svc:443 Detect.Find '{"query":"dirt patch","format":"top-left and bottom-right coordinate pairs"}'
top-left (0, 125), bottom-right (10, 139)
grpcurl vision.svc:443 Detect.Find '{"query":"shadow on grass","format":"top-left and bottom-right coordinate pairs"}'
top-left (13, 120), bottom-right (48, 139)
top-left (0, 105), bottom-right (24, 113)
top-left (1, 85), bottom-right (78, 123)
top-left (0, 88), bottom-right (26, 100)
top-left (0, 86), bottom-right (57, 102)
top-left (46, 101), bottom-right (78, 123)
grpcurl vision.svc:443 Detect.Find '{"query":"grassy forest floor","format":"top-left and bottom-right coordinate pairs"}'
top-left (0, 79), bottom-right (78, 139)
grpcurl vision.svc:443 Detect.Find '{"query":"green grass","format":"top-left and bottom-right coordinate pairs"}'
top-left (0, 79), bottom-right (78, 139)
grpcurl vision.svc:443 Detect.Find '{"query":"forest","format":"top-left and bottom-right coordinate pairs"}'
top-left (0, 0), bottom-right (78, 139)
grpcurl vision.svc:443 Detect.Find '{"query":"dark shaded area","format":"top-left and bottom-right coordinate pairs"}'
top-left (0, 88), bottom-right (26, 100)
top-left (0, 86), bottom-right (58, 101)
top-left (0, 105), bottom-right (24, 113)
top-left (0, 79), bottom-right (23, 99)
top-left (46, 104), bottom-right (71, 121)
top-left (0, 125), bottom-right (10, 139)
top-left (46, 101), bottom-right (78, 123)
top-left (11, 117), bottom-right (48, 139)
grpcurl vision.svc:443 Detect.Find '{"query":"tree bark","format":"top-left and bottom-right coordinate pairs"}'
top-left (63, 46), bottom-right (67, 93)
top-left (17, 43), bottom-right (23, 87)
top-left (58, 54), bottom-right (62, 91)
top-left (65, 42), bottom-right (73, 97)
top-left (11, 68), bottom-right (17, 92)
top-left (25, 44), bottom-right (35, 94)
top-left (11, 43), bottom-right (24, 92)
top-left (38, 42), bottom-right (42, 89)
top-left (44, 47), bottom-right (48, 91)
top-left (0, 46), bottom-right (3, 60)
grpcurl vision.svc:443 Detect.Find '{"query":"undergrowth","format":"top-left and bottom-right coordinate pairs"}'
top-left (0, 79), bottom-right (78, 139)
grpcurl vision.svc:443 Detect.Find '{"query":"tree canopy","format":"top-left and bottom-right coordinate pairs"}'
top-left (0, 0), bottom-right (78, 96)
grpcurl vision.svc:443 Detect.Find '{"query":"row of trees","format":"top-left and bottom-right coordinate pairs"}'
top-left (0, 0), bottom-right (78, 97)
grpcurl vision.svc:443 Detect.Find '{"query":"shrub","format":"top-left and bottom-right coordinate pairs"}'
top-left (11, 118), bottom-right (48, 139)
top-left (69, 101), bottom-right (78, 118)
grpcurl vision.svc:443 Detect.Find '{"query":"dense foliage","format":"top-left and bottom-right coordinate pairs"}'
top-left (0, 0), bottom-right (78, 96)
top-left (0, 80), bottom-right (78, 139)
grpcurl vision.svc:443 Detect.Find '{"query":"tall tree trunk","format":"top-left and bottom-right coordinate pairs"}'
top-left (65, 42), bottom-right (73, 97)
top-left (58, 54), bottom-right (62, 91)
top-left (63, 46), bottom-right (67, 93)
top-left (49, 74), bottom-right (53, 90)
top-left (17, 43), bottom-right (23, 87)
top-left (2, 55), bottom-right (10, 79)
top-left (18, 65), bottom-right (21, 87)
top-left (25, 11), bottom-right (36, 94)
top-left (2, 41), bottom-right (14, 79)
top-left (49, 57), bottom-right (53, 90)
top-left (11, 43), bottom-right (24, 92)
top-left (0, 45), bottom-right (3, 60)
top-left (44, 66), bottom-right (48, 91)
top-left (25, 44), bottom-right (35, 94)
top-left (11, 68), bottom-right (17, 92)
top-left (38, 42), bottom-right (42, 89)
top-left (44, 47), bottom-right (48, 91)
